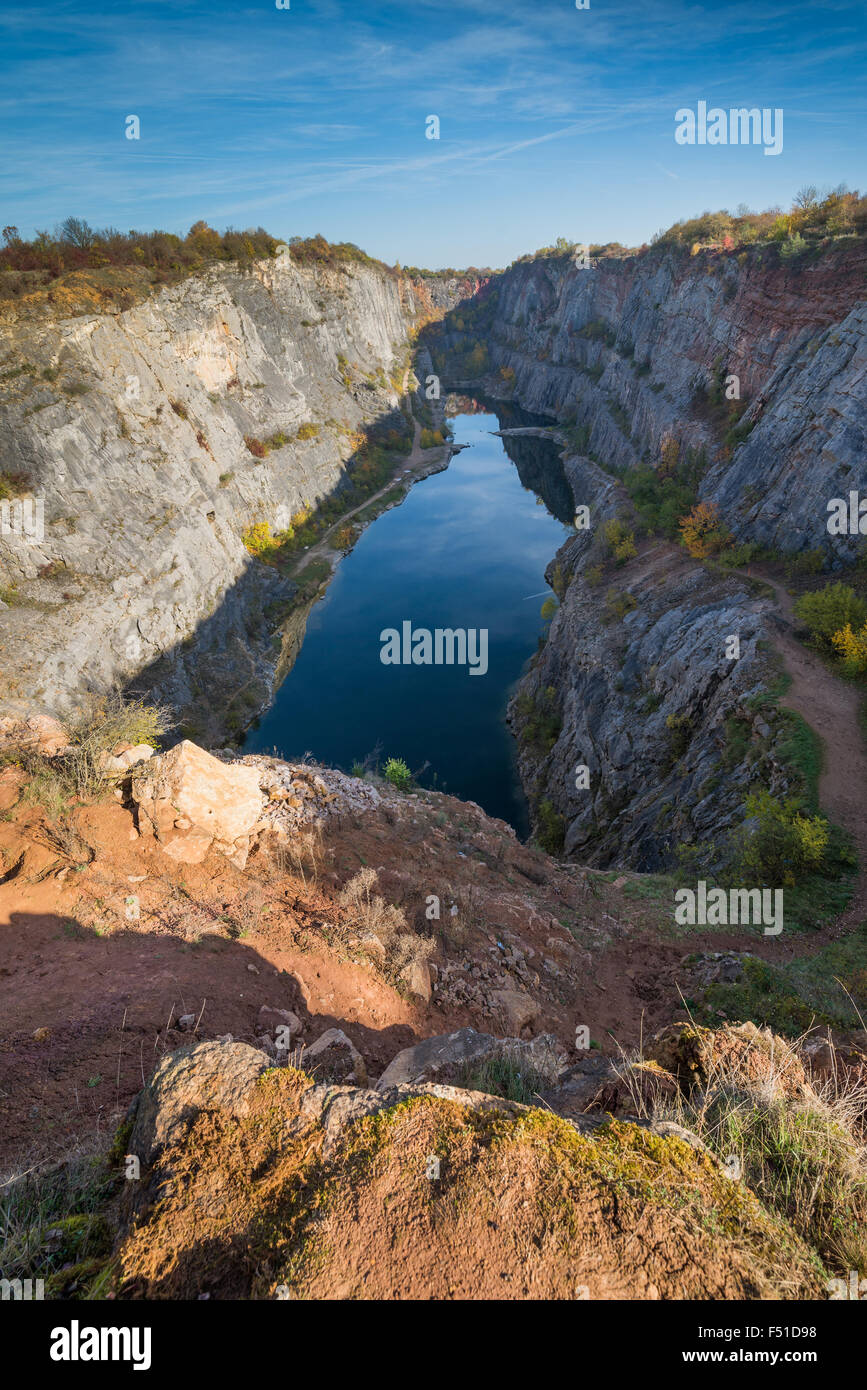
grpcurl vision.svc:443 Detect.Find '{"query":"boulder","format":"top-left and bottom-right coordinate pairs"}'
top-left (0, 713), bottom-right (71, 757)
top-left (376, 1026), bottom-right (563, 1092)
top-left (130, 1040), bottom-right (270, 1166)
top-left (131, 740), bottom-right (265, 868)
top-left (399, 959), bottom-right (432, 1004)
top-left (490, 986), bottom-right (540, 1036)
top-left (98, 743), bottom-right (155, 775)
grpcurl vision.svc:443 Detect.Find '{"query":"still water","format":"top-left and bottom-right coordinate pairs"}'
top-left (244, 407), bottom-right (572, 835)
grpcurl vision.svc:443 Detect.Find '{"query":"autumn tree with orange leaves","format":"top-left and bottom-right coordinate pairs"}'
top-left (678, 500), bottom-right (733, 559)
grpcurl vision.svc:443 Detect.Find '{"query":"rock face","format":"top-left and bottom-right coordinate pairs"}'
top-left (131, 739), bottom-right (265, 868)
top-left (434, 242), bottom-right (866, 557)
top-left (0, 258), bottom-right (470, 727)
top-left (426, 243), bottom-right (866, 864)
top-left (647, 1021), bottom-right (809, 1100)
top-left (512, 532), bottom-right (781, 868)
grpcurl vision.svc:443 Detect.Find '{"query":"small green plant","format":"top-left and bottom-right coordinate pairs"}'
top-left (729, 789), bottom-right (830, 887)
top-left (604, 587), bottom-right (637, 622)
top-left (665, 712), bottom-right (692, 760)
top-left (536, 797), bottom-right (566, 854)
top-left (383, 757), bottom-right (412, 791)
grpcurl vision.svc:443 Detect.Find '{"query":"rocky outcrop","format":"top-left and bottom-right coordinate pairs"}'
top-left (375, 1026), bottom-right (563, 1090)
top-left (113, 1032), bottom-right (825, 1300)
top-left (512, 532), bottom-right (786, 868)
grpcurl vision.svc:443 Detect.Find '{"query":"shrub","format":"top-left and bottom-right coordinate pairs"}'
top-left (332, 523), bottom-right (357, 553)
top-left (831, 620), bottom-right (867, 675)
top-left (730, 789), bottom-right (830, 887)
top-left (665, 712), bottom-right (692, 760)
top-left (242, 521), bottom-right (276, 558)
top-left (296, 423), bottom-right (319, 441)
top-left (383, 756), bottom-right (412, 791)
top-left (602, 517), bottom-right (637, 564)
top-left (679, 500), bottom-right (733, 559)
top-left (659, 434), bottom-right (680, 477)
top-left (540, 596), bottom-right (558, 622)
top-left (0, 470), bottom-right (30, 502)
top-left (244, 435), bottom-right (267, 458)
top-left (337, 867), bottom-right (433, 983)
top-left (779, 232), bottom-right (808, 261)
top-left (604, 587), bottom-right (637, 622)
top-left (795, 583), bottom-right (867, 647)
top-left (536, 798), bottom-right (565, 854)
top-left (623, 449), bottom-right (707, 539)
top-left (786, 549), bottom-right (825, 578)
top-left (515, 685), bottom-right (562, 751)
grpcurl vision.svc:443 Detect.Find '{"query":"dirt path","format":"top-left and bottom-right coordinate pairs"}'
top-left (740, 568), bottom-right (867, 934)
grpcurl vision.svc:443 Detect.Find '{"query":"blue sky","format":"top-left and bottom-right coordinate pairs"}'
top-left (1, 0), bottom-right (865, 267)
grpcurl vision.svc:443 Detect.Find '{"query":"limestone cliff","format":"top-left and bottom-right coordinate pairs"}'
top-left (431, 241), bottom-right (866, 556)
top-left (0, 257), bottom-right (463, 726)
top-left (425, 242), bottom-right (866, 865)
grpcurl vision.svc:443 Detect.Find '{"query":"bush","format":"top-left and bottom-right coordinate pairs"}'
top-left (337, 867), bottom-right (433, 983)
top-left (604, 587), bottom-right (637, 622)
top-left (795, 583), bottom-right (867, 647)
top-left (602, 517), bottom-right (637, 564)
top-left (665, 712), bottom-right (692, 760)
top-left (623, 449), bottom-right (707, 539)
top-left (730, 789), bottom-right (830, 887)
top-left (515, 685), bottom-right (561, 752)
top-left (679, 500), bottom-right (733, 559)
top-left (383, 756), bottom-right (412, 791)
top-left (831, 620), bottom-right (867, 675)
top-left (296, 423), bottom-right (319, 441)
top-left (779, 232), bottom-right (808, 261)
top-left (536, 798), bottom-right (565, 854)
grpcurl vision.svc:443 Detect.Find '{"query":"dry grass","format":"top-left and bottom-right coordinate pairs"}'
top-left (617, 1025), bottom-right (867, 1276)
top-left (338, 866), bottom-right (433, 980)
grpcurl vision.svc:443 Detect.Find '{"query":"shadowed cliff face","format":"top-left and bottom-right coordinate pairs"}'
top-left (0, 260), bottom-right (473, 724)
top-left (421, 244), bottom-right (866, 865)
